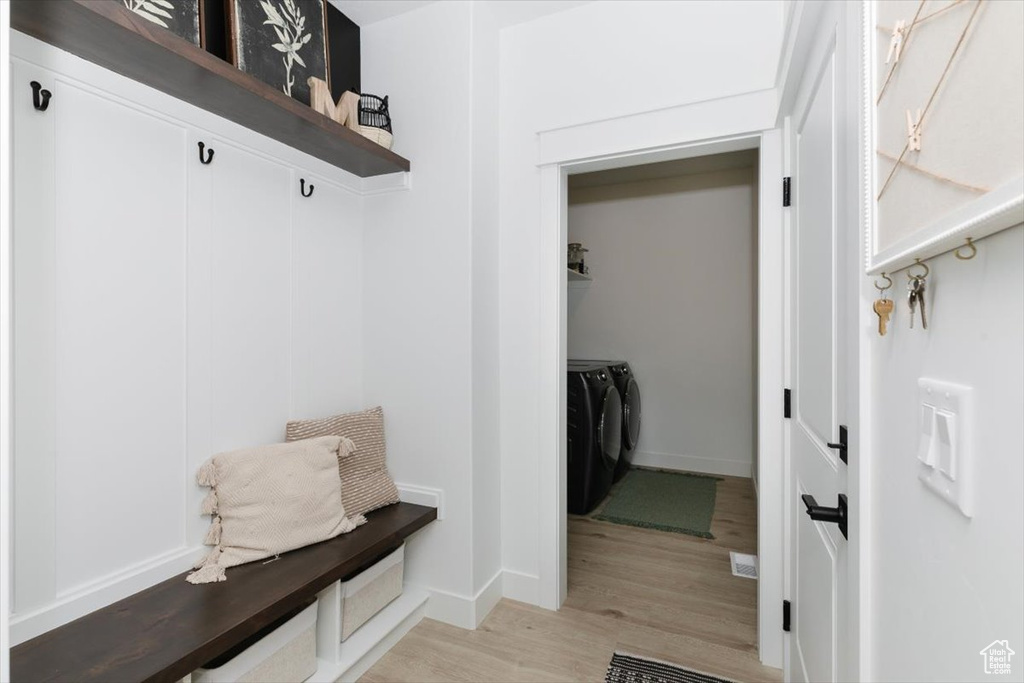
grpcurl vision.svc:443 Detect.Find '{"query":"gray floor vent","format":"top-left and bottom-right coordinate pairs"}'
top-left (729, 552), bottom-right (758, 579)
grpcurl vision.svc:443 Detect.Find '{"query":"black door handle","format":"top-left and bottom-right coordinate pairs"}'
top-left (826, 425), bottom-right (848, 464)
top-left (801, 493), bottom-right (848, 540)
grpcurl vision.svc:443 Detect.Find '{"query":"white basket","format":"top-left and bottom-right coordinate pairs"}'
top-left (192, 603), bottom-right (317, 683)
top-left (358, 125), bottom-right (394, 150)
top-left (339, 544), bottom-right (404, 641)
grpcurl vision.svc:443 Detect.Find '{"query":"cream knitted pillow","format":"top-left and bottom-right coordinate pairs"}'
top-left (188, 435), bottom-right (366, 584)
top-left (286, 406), bottom-right (400, 517)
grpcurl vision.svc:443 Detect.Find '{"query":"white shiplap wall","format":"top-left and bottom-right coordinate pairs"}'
top-left (9, 33), bottom-right (372, 644)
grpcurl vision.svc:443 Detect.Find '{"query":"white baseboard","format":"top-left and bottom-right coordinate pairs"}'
top-left (420, 569), bottom-right (502, 630)
top-left (473, 570), bottom-right (504, 628)
top-left (501, 570), bottom-right (540, 605)
top-left (396, 483), bottom-right (445, 520)
top-left (631, 450), bottom-right (753, 478)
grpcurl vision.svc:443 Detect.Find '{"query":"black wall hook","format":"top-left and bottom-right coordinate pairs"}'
top-left (198, 141), bottom-right (214, 164)
top-left (31, 81), bottom-right (51, 111)
top-left (300, 178), bottom-right (314, 197)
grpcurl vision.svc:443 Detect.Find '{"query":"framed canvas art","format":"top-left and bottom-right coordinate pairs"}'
top-left (863, 0), bottom-right (1024, 273)
top-left (122, 0), bottom-right (203, 47)
top-left (228, 0), bottom-right (330, 107)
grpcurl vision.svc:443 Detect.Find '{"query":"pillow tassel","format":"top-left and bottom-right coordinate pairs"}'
top-left (338, 436), bottom-right (357, 459)
top-left (341, 514), bottom-right (368, 532)
top-left (200, 489), bottom-right (218, 516)
top-left (203, 516), bottom-right (222, 546)
top-left (196, 461), bottom-right (216, 487)
top-left (186, 564), bottom-right (226, 584)
top-left (193, 545), bottom-right (222, 569)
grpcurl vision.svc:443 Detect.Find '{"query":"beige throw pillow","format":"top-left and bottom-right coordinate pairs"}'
top-left (188, 436), bottom-right (366, 584)
top-left (286, 406), bottom-right (400, 517)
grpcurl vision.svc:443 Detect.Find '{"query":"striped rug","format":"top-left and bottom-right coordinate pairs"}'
top-left (605, 653), bottom-right (737, 683)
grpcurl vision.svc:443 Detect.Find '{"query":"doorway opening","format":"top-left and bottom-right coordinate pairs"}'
top-left (562, 149), bottom-right (769, 679)
top-left (536, 130), bottom-right (785, 671)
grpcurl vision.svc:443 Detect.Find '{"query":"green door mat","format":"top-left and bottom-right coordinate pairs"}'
top-left (594, 469), bottom-right (721, 538)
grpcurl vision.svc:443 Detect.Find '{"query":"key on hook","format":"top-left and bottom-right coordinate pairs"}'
top-left (874, 298), bottom-right (894, 336)
top-left (908, 275), bottom-right (927, 329)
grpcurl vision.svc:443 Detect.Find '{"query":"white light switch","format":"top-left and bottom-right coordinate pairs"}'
top-left (917, 378), bottom-right (973, 517)
top-left (917, 403), bottom-right (936, 466)
top-left (935, 410), bottom-right (956, 480)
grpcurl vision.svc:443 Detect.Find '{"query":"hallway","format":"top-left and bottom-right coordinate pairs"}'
top-left (361, 475), bottom-right (779, 682)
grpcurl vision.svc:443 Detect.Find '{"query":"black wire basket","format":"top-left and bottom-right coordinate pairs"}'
top-left (359, 94), bottom-right (392, 134)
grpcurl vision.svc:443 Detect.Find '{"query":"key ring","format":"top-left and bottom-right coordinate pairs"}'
top-left (874, 272), bottom-right (893, 294)
top-left (907, 259), bottom-right (929, 279)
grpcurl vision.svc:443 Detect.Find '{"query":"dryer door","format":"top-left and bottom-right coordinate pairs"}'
top-left (623, 377), bottom-right (641, 450)
top-left (598, 387), bottom-right (622, 469)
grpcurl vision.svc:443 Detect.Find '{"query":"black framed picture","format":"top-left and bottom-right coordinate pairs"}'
top-left (228, 0), bottom-right (330, 106)
top-left (122, 0), bottom-right (203, 47)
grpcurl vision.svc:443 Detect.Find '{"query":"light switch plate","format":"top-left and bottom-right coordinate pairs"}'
top-left (917, 378), bottom-right (973, 517)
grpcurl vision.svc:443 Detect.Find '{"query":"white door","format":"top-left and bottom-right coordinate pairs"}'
top-left (786, 4), bottom-right (856, 682)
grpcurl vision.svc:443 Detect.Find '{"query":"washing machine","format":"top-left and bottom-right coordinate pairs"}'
top-left (566, 363), bottom-right (622, 514)
top-left (569, 359), bottom-right (641, 481)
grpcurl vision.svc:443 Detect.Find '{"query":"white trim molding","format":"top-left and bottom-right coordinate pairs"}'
top-left (630, 451), bottom-right (754, 479)
top-left (9, 545), bottom-right (205, 645)
top-left (860, 1), bottom-right (1024, 275)
top-left (501, 570), bottom-right (540, 605)
top-left (419, 568), bottom-right (502, 630)
top-left (866, 176), bottom-right (1024, 274)
top-left (533, 119), bottom-right (787, 669)
top-left (1, 3), bottom-right (13, 678)
top-left (396, 484), bottom-right (444, 520)
top-left (537, 89), bottom-right (777, 167)
top-left (360, 171), bottom-right (412, 196)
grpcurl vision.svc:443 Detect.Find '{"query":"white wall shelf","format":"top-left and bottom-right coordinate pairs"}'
top-left (567, 268), bottom-right (592, 286)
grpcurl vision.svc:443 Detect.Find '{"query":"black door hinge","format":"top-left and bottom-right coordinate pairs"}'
top-left (784, 388), bottom-right (791, 418)
top-left (783, 600), bottom-right (791, 632)
top-left (783, 177), bottom-right (791, 207)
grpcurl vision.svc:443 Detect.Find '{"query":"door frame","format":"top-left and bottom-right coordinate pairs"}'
top-left (1, 1), bottom-right (13, 679)
top-left (535, 127), bottom-right (787, 668)
top-left (780, 1), bottom-right (868, 680)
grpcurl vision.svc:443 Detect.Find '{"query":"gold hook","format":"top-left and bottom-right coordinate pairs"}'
top-left (954, 237), bottom-right (977, 260)
top-left (907, 258), bottom-right (930, 279)
top-left (874, 272), bottom-right (893, 292)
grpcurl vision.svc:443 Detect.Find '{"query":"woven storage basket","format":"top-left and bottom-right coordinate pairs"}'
top-left (358, 93), bottom-right (393, 150)
top-left (358, 125), bottom-right (393, 150)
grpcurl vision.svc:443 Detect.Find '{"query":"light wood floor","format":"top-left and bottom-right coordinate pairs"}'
top-left (360, 473), bottom-right (780, 683)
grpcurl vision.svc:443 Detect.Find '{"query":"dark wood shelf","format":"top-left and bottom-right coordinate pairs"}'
top-left (10, 503), bottom-right (437, 683)
top-left (11, 0), bottom-right (410, 178)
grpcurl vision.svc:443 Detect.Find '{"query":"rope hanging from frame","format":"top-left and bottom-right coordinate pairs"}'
top-left (875, 149), bottom-right (989, 194)
top-left (876, 0), bottom-right (985, 201)
top-left (877, 0), bottom-right (927, 104)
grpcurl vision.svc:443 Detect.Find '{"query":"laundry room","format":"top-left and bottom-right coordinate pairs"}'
top-left (565, 148), bottom-right (761, 636)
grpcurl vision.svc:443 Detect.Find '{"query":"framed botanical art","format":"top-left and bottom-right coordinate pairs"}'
top-left (122, 0), bottom-right (203, 47)
top-left (228, 0), bottom-right (330, 107)
top-left (864, 0), bottom-right (1024, 273)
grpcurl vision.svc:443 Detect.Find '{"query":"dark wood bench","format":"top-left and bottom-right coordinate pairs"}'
top-left (11, 503), bottom-right (437, 683)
